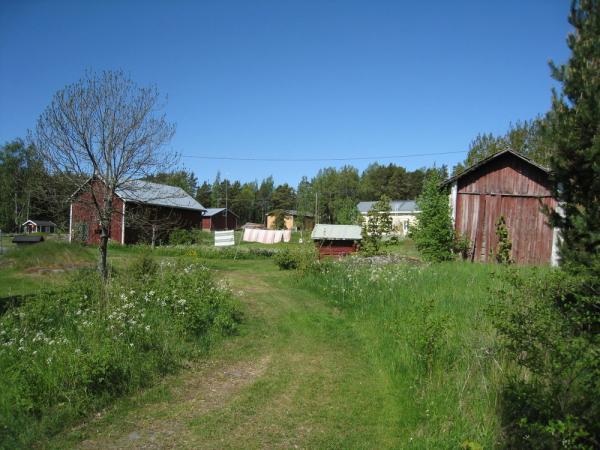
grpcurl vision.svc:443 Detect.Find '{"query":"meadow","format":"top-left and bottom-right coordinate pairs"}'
top-left (0, 236), bottom-right (541, 448)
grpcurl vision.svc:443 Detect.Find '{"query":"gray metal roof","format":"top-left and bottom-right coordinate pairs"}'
top-left (204, 208), bottom-right (226, 217)
top-left (204, 208), bottom-right (239, 218)
top-left (357, 200), bottom-right (419, 214)
top-left (311, 224), bottom-right (362, 241)
top-left (116, 180), bottom-right (205, 211)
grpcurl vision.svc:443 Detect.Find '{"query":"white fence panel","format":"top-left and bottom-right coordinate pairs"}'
top-left (214, 230), bottom-right (235, 247)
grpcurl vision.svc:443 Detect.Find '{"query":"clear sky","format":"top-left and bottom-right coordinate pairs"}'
top-left (0, 0), bottom-right (571, 186)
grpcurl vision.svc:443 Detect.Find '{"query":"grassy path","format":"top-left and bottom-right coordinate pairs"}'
top-left (51, 259), bottom-right (401, 449)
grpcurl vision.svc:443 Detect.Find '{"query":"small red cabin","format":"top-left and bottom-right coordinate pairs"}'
top-left (201, 208), bottom-right (238, 231)
top-left (445, 150), bottom-right (558, 265)
top-left (311, 224), bottom-right (362, 258)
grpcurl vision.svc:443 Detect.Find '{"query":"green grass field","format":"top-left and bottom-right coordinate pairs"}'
top-left (0, 238), bottom-right (526, 448)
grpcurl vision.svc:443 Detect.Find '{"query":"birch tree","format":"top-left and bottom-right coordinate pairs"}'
top-left (31, 70), bottom-right (176, 279)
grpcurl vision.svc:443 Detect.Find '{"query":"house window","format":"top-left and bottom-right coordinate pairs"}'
top-left (403, 220), bottom-right (409, 234)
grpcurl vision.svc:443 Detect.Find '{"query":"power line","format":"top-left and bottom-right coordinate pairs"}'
top-left (181, 150), bottom-right (466, 162)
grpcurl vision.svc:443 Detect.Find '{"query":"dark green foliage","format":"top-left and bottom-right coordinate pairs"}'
top-left (546, 0), bottom-right (600, 272)
top-left (360, 195), bottom-right (392, 255)
top-left (410, 170), bottom-right (455, 262)
top-left (0, 263), bottom-right (241, 447)
top-left (271, 183), bottom-right (296, 211)
top-left (494, 216), bottom-right (513, 264)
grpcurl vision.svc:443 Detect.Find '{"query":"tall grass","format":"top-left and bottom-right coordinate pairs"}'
top-left (300, 260), bottom-right (510, 448)
top-left (0, 256), bottom-right (241, 448)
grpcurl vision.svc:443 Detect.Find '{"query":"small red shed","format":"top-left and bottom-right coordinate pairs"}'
top-left (311, 224), bottom-right (362, 258)
top-left (201, 208), bottom-right (238, 231)
top-left (445, 150), bottom-right (559, 265)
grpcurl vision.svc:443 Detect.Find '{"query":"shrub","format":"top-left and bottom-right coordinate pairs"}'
top-left (169, 229), bottom-right (194, 245)
top-left (491, 268), bottom-right (599, 448)
top-left (274, 247), bottom-right (317, 271)
top-left (494, 215), bottom-right (512, 264)
top-left (129, 251), bottom-right (158, 281)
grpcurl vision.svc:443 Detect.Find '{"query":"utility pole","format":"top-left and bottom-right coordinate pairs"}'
top-left (315, 192), bottom-right (318, 224)
top-left (225, 179), bottom-right (228, 230)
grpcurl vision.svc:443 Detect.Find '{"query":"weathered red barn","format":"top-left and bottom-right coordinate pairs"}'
top-left (201, 208), bottom-right (238, 231)
top-left (445, 150), bottom-right (558, 265)
top-left (311, 224), bottom-right (362, 258)
top-left (69, 177), bottom-right (206, 245)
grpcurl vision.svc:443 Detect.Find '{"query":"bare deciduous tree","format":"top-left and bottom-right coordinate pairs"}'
top-left (31, 70), bottom-right (176, 279)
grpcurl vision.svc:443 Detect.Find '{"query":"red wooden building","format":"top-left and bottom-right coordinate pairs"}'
top-left (201, 208), bottom-right (238, 231)
top-left (445, 150), bottom-right (558, 265)
top-left (69, 177), bottom-right (206, 245)
top-left (311, 224), bottom-right (362, 258)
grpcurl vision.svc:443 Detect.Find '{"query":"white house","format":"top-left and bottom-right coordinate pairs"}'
top-left (357, 200), bottom-right (420, 236)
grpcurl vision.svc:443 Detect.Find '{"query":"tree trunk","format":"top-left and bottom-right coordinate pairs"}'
top-left (99, 229), bottom-right (109, 280)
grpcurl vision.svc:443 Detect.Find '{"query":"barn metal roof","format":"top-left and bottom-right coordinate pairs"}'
top-left (116, 180), bottom-right (206, 211)
top-left (311, 224), bottom-right (362, 241)
top-left (203, 208), bottom-right (239, 218)
top-left (357, 200), bottom-right (419, 214)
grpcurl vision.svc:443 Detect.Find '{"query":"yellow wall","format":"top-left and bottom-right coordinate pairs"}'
top-left (266, 214), bottom-right (315, 230)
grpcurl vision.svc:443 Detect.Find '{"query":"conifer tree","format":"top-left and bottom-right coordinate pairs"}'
top-left (547, 0), bottom-right (600, 272)
top-left (410, 170), bottom-right (454, 262)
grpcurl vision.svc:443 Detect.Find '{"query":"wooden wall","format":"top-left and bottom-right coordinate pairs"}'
top-left (454, 153), bottom-right (556, 265)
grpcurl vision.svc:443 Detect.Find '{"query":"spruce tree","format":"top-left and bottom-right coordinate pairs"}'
top-left (547, 0), bottom-right (600, 271)
top-left (410, 170), bottom-right (454, 262)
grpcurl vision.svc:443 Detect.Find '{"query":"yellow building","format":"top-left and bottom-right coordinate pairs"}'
top-left (266, 210), bottom-right (315, 231)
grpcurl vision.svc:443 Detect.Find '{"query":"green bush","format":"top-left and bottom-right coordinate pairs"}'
top-left (168, 229), bottom-right (195, 245)
top-left (129, 251), bottom-right (158, 281)
top-left (0, 262), bottom-right (241, 447)
top-left (273, 247), bottom-right (317, 271)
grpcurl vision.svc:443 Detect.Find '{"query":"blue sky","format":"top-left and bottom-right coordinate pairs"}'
top-left (0, 1), bottom-right (570, 186)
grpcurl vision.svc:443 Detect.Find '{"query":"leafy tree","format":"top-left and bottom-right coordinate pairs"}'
top-left (334, 197), bottom-right (360, 225)
top-left (0, 140), bottom-right (44, 231)
top-left (453, 119), bottom-right (554, 175)
top-left (32, 70), bottom-right (175, 279)
top-left (361, 195), bottom-right (392, 255)
top-left (410, 170), bottom-right (454, 262)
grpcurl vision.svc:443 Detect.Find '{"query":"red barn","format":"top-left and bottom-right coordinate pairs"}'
top-left (445, 150), bottom-right (559, 265)
top-left (311, 224), bottom-right (362, 258)
top-left (201, 208), bottom-right (238, 231)
top-left (69, 177), bottom-right (206, 245)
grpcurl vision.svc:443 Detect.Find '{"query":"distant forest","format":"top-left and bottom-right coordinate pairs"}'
top-left (0, 117), bottom-right (553, 231)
